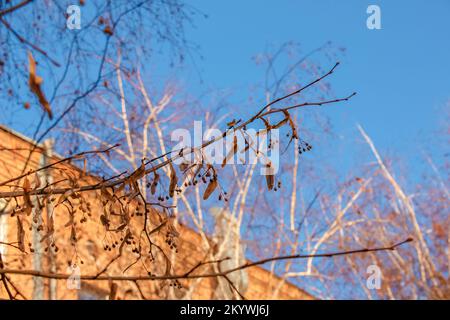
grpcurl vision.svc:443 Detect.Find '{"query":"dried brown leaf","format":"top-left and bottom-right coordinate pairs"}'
top-left (169, 162), bottom-right (177, 197)
top-left (56, 190), bottom-right (74, 206)
top-left (100, 186), bottom-right (114, 203)
top-left (34, 172), bottom-right (41, 189)
top-left (221, 135), bottom-right (238, 168)
top-left (265, 174), bottom-right (274, 191)
top-left (23, 177), bottom-right (31, 192)
top-left (203, 179), bottom-right (218, 200)
top-left (100, 214), bottom-right (109, 227)
top-left (70, 226), bottom-right (77, 244)
top-left (16, 216), bottom-right (25, 252)
top-left (150, 172), bottom-right (160, 195)
top-left (28, 51), bottom-right (52, 119)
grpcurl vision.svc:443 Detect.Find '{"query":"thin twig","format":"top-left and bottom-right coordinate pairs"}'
top-left (0, 238), bottom-right (413, 281)
top-left (0, 144), bottom-right (120, 187)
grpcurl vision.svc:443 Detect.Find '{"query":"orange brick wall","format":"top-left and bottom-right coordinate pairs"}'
top-left (0, 126), bottom-right (314, 300)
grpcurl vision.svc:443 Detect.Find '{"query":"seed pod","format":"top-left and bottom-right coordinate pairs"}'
top-left (203, 179), bottom-right (218, 200)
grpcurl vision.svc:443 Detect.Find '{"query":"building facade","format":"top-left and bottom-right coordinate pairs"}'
top-left (0, 125), bottom-right (313, 300)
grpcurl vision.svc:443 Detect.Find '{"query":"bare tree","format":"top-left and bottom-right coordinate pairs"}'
top-left (0, 2), bottom-right (427, 301)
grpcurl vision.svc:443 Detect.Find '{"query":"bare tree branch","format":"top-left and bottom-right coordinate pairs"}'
top-left (0, 238), bottom-right (413, 282)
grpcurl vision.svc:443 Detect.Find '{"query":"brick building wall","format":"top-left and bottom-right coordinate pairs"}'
top-left (0, 125), bottom-right (314, 300)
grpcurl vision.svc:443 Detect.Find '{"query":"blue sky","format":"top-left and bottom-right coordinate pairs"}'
top-left (180, 0), bottom-right (449, 167)
top-left (3, 0), bottom-right (449, 177)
